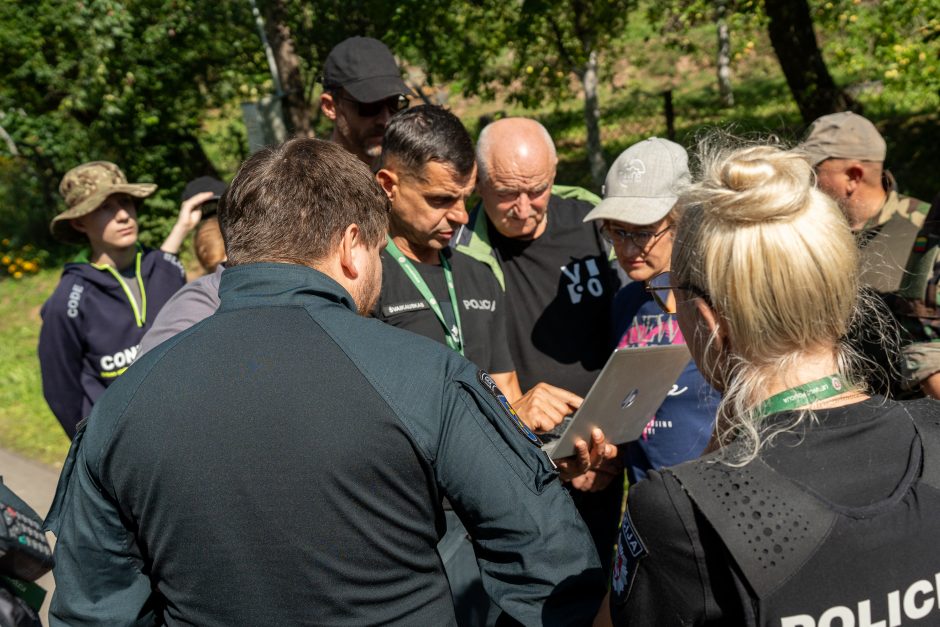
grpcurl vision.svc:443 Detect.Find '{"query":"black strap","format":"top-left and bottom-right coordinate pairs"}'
top-left (667, 451), bottom-right (836, 600)
top-left (905, 399), bottom-right (940, 490)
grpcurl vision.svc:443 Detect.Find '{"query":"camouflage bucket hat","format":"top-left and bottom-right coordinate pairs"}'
top-left (51, 161), bottom-right (157, 243)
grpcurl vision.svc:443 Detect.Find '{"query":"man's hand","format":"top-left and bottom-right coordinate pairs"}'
top-left (513, 382), bottom-right (582, 433)
top-left (177, 191), bottom-right (214, 232)
top-left (161, 191), bottom-right (215, 255)
top-left (556, 428), bottom-right (621, 492)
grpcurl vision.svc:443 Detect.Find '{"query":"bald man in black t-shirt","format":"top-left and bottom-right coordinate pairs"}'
top-left (454, 117), bottom-right (624, 575)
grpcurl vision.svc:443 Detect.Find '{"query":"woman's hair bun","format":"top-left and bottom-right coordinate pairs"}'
top-left (687, 145), bottom-right (815, 225)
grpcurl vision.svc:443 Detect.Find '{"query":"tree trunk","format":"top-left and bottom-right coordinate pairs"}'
top-left (764, 0), bottom-right (854, 123)
top-left (716, 0), bottom-right (734, 108)
top-left (0, 124), bottom-right (18, 156)
top-left (261, 0), bottom-right (313, 137)
top-left (581, 49), bottom-right (606, 190)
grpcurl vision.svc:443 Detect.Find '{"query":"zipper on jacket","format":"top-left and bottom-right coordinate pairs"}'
top-left (91, 249), bottom-right (148, 327)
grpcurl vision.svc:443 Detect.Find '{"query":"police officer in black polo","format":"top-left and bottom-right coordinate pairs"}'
top-left (44, 138), bottom-right (605, 626)
top-left (373, 105), bottom-right (531, 626)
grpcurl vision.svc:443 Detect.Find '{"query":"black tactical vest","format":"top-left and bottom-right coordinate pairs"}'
top-left (668, 402), bottom-right (940, 626)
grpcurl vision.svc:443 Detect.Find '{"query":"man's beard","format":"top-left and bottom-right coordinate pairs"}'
top-left (355, 259), bottom-right (382, 316)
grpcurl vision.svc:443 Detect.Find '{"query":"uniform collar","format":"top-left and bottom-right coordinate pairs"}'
top-left (217, 262), bottom-right (356, 313)
top-left (869, 170), bottom-right (901, 228)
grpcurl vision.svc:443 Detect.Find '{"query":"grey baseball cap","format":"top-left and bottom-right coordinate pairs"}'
top-left (798, 111), bottom-right (887, 166)
top-left (584, 137), bottom-right (690, 226)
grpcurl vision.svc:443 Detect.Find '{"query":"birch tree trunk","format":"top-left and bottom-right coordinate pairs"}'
top-left (581, 49), bottom-right (606, 189)
top-left (716, 0), bottom-right (734, 107)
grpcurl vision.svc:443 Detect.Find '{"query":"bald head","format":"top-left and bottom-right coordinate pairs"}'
top-left (476, 118), bottom-right (557, 183)
top-left (476, 118), bottom-right (558, 240)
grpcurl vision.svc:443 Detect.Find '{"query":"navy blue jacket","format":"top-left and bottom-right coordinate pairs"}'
top-left (38, 247), bottom-right (185, 437)
top-left (45, 263), bottom-right (604, 626)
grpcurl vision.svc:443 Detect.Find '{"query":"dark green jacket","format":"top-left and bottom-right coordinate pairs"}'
top-left (44, 262), bottom-right (604, 626)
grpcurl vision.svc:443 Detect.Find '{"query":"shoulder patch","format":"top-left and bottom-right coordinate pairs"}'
top-left (611, 507), bottom-right (647, 605)
top-left (477, 370), bottom-right (543, 448)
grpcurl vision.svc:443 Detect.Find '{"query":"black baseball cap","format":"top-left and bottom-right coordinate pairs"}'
top-left (181, 176), bottom-right (227, 203)
top-left (322, 36), bottom-right (415, 103)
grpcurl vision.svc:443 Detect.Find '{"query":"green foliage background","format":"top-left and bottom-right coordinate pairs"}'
top-left (0, 0), bottom-right (937, 463)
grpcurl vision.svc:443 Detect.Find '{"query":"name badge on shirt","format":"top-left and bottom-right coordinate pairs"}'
top-left (382, 300), bottom-right (429, 317)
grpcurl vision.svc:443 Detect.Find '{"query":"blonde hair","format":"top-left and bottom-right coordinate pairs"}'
top-left (194, 216), bottom-right (226, 273)
top-left (673, 142), bottom-right (864, 462)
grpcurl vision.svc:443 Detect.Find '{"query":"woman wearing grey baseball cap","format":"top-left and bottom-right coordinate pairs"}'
top-left (583, 137), bottom-right (719, 488)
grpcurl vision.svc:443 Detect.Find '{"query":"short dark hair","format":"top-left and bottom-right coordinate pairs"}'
top-left (218, 138), bottom-right (389, 266)
top-left (379, 105), bottom-right (475, 180)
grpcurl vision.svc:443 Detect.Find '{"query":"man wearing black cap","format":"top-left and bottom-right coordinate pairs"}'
top-left (320, 36), bottom-right (414, 166)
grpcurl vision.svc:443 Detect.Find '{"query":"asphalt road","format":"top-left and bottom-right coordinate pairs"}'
top-left (1, 447), bottom-right (62, 626)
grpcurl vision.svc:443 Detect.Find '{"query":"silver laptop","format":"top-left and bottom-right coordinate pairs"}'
top-left (541, 344), bottom-right (691, 459)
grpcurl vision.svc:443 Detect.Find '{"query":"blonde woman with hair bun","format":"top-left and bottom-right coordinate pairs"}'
top-left (600, 143), bottom-right (940, 626)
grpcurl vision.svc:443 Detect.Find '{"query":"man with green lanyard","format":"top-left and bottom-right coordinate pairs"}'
top-left (373, 105), bottom-right (519, 400)
top-left (374, 105), bottom-right (612, 626)
top-left (38, 161), bottom-right (203, 437)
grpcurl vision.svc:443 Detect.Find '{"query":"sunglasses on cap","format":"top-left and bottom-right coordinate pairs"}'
top-left (338, 94), bottom-right (410, 118)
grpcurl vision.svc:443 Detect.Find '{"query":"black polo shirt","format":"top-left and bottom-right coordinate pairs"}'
top-left (374, 247), bottom-right (515, 374)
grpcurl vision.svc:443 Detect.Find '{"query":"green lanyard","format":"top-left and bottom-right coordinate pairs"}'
top-left (385, 237), bottom-right (464, 355)
top-left (91, 249), bottom-right (147, 327)
top-left (757, 373), bottom-right (847, 418)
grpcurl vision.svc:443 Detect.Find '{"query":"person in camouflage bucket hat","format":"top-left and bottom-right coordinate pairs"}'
top-left (51, 161), bottom-right (158, 243)
top-left (38, 160), bottom-right (208, 437)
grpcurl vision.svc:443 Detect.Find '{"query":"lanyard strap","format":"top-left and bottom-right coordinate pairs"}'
top-left (758, 373), bottom-right (847, 417)
top-left (91, 249), bottom-right (147, 327)
top-left (385, 237), bottom-right (464, 355)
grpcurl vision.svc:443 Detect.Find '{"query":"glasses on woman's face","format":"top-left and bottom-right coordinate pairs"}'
top-left (600, 223), bottom-right (672, 249)
top-left (645, 271), bottom-right (707, 314)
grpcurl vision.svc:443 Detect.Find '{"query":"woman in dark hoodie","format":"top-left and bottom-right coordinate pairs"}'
top-left (38, 161), bottom-right (206, 437)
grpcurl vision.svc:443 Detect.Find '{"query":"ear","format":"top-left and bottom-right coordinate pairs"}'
top-left (695, 297), bottom-right (730, 353)
top-left (69, 217), bottom-right (88, 235)
top-left (844, 163), bottom-right (865, 194)
top-left (320, 92), bottom-right (337, 122)
top-left (337, 223), bottom-right (374, 281)
top-left (375, 168), bottom-right (399, 201)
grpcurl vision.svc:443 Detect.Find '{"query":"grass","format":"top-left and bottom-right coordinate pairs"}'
top-left (0, 269), bottom-right (71, 467)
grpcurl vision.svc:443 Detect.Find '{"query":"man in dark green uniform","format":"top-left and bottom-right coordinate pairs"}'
top-left (43, 138), bottom-right (604, 626)
top-left (800, 111), bottom-right (940, 399)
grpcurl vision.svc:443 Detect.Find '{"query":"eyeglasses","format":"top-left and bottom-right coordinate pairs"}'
top-left (600, 223), bottom-right (673, 249)
top-left (645, 271), bottom-right (708, 314)
top-left (338, 94), bottom-right (409, 118)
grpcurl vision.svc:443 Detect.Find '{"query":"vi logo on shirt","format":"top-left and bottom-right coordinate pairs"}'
top-left (560, 258), bottom-right (605, 305)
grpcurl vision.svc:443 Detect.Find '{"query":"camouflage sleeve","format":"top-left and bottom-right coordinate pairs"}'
top-left (902, 342), bottom-right (940, 388)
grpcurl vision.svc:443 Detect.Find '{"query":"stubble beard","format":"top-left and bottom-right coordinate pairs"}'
top-left (356, 261), bottom-right (382, 316)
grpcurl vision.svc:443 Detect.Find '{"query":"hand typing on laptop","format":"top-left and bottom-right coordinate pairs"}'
top-left (511, 382), bottom-right (583, 433)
